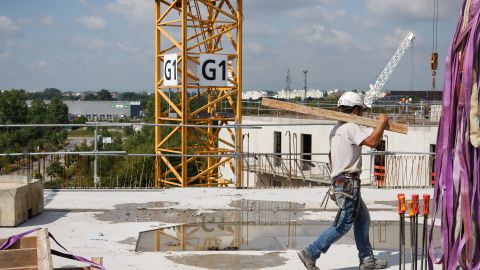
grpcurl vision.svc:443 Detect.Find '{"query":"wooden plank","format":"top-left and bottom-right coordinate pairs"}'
top-left (261, 98), bottom-right (408, 134)
top-left (52, 257), bottom-right (103, 270)
top-left (0, 237), bottom-right (37, 249)
top-left (90, 257), bottom-right (103, 270)
top-left (3, 267), bottom-right (38, 270)
top-left (36, 228), bottom-right (53, 270)
top-left (0, 248), bottom-right (37, 268)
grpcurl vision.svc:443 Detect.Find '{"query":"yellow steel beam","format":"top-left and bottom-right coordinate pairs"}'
top-left (155, 0), bottom-right (242, 188)
top-left (192, 126), bottom-right (234, 148)
top-left (157, 126), bottom-right (180, 148)
top-left (187, 157), bottom-right (231, 184)
top-left (190, 89), bottom-right (237, 117)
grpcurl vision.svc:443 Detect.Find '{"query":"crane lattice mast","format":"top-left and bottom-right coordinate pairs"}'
top-left (364, 32), bottom-right (415, 107)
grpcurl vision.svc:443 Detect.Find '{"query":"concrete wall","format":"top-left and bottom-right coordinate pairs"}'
top-left (219, 116), bottom-right (438, 187)
top-left (0, 176), bottom-right (44, 227)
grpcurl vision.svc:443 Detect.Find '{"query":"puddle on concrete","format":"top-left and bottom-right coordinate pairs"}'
top-left (166, 253), bottom-right (288, 270)
top-left (95, 201), bottom-right (196, 223)
top-left (95, 199), bottom-right (441, 255)
top-left (95, 200), bottom-right (306, 224)
top-left (136, 220), bottom-right (441, 252)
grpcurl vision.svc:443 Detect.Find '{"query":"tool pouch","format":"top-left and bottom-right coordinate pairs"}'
top-left (332, 175), bottom-right (354, 207)
top-left (332, 174), bottom-right (361, 225)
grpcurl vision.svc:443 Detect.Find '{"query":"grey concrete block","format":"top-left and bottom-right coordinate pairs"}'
top-left (0, 176), bottom-right (44, 227)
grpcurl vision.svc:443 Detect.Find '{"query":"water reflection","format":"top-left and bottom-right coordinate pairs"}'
top-left (136, 201), bottom-right (440, 252)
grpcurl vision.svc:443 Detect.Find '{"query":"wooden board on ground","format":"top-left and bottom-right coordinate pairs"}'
top-left (262, 98), bottom-right (408, 134)
top-left (0, 229), bottom-right (103, 270)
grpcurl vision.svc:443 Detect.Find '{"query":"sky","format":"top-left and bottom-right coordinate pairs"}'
top-left (0, 0), bottom-right (463, 92)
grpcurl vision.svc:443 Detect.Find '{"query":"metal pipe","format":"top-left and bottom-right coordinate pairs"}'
top-left (0, 151), bottom-right (435, 157)
top-left (293, 133), bottom-right (298, 188)
top-left (285, 131), bottom-right (291, 186)
top-left (93, 121), bottom-right (99, 188)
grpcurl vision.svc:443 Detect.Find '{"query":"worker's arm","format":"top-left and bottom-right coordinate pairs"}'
top-left (361, 114), bottom-right (389, 148)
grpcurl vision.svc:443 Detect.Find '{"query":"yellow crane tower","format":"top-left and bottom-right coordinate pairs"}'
top-left (154, 0), bottom-right (243, 187)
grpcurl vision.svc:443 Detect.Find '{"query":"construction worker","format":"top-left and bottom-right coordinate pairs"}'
top-left (298, 91), bottom-right (389, 270)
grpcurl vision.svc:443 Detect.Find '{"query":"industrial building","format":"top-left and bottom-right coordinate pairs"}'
top-left (64, 101), bottom-right (141, 120)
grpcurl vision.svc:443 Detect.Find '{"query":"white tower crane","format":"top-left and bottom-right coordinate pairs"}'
top-left (364, 32), bottom-right (415, 108)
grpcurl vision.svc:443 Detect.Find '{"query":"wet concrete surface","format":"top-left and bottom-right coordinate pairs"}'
top-left (135, 220), bottom-right (441, 252)
top-left (94, 200), bottom-right (306, 224)
top-left (92, 199), bottom-right (441, 257)
top-left (166, 252), bottom-right (289, 270)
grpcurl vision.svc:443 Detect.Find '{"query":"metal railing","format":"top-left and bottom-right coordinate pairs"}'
top-left (242, 153), bottom-right (331, 186)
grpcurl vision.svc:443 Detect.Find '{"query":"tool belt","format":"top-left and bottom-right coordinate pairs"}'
top-left (330, 173), bottom-right (361, 225)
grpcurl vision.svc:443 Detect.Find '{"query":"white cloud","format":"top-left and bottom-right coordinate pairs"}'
top-left (116, 43), bottom-right (138, 53)
top-left (18, 19), bottom-right (32, 25)
top-left (366, 0), bottom-right (461, 21)
top-left (76, 16), bottom-right (106, 30)
top-left (244, 43), bottom-right (264, 54)
top-left (380, 27), bottom-right (414, 50)
top-left (287, 6), bottom-right (346, 23)
top-left (89, 38), bottom-right (106, 49)
top-left (71, 36), bottom-right (107, 49)
top-left (107, 0), bottom-right (151, 23)
top-left (0, 15), bottom-right (21, 33)
top-left (0, 49), bottom-right (10, 61)
top-left (31, 60), bottom-right (48, 69)
top-left (244, 21), bottom-right (277, 37)
top-left (40, 15), bottom-right (55, 26)
top-left (296, 24), bottom-right (362, 51)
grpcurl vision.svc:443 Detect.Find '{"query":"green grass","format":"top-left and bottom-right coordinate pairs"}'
top-left (68, 128), bottom-right (94, 137)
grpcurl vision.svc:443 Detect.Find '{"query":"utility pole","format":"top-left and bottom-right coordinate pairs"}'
top-left (285, 69), bottom-right (291, 100)
top-left (302, 70), bottom-right (308, 103)
top-left (93, 118), bottom-right (99, 188)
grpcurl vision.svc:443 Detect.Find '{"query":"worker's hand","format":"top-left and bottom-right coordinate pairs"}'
top-left (377, 114), bottom-right (389, 124)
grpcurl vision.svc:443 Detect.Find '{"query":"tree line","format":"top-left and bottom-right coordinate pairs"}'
top-left (25, 88), bottom-right (151, 103)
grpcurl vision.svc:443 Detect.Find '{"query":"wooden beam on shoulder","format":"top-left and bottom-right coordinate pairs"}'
top-left (261, 98), bottom-right (408, 134)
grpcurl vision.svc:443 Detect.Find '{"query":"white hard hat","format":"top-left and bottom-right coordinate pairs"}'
top-left (337, 92), bottom-right (365, 108)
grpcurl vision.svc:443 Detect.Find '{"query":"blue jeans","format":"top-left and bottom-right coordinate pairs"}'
top-left (306, 176), bottom-right (373, 261)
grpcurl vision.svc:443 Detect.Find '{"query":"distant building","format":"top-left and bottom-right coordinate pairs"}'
top-left (276, 89), bottom-right (327, 100)
top-left (27, 100), bottom-right (142, 120)
top-left (381, 90), bottom-right (443, 102)
top-left (243, 91), bottom-right (268, 100)
top-left (64, 101), bottom-right (142, 120)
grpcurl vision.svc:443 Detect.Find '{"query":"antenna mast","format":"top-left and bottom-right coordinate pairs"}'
top-left (285, 69), bottom-right (292, 100)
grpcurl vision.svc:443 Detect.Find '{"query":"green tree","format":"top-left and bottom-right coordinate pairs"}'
top-left (43, 88), bottom-right (63, 100)
top-left (29, 99), bottom-right (47, 124)
top-left (46, 97), bottom-right (69, 124)
top-left (84, 93), bottom-right (97, 100)
top-left (46, 159), bottom-right (64, 179)
top-left (97, 89), bottom-right (114, 101)
top-left (0, 90), bottom-right (28, 124)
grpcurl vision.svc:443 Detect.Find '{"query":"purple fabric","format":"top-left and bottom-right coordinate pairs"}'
top-left (0, 228), bottom-right (106, 270)
top-left (429, 0), bottom-right (480, 269)
top-left (48, 232), bottom-right (106, 270)
top-left (0, 228), bottom-right (40, 250)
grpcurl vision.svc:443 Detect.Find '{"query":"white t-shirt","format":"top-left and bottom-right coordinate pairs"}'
top-left (329, 122), bottom-right (371, 178)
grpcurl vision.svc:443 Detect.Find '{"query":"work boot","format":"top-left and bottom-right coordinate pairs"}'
top-left (358, 256), bottom-right (388, 270)
top-left (297, 248), bottom-right (319, 270)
